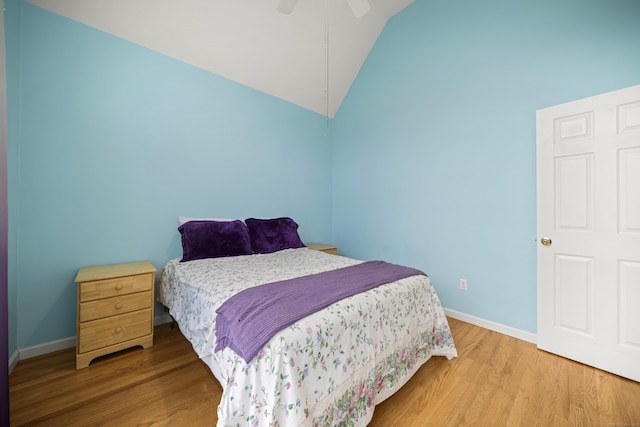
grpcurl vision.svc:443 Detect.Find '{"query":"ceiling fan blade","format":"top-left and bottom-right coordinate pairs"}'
top-left (278, 0), bottom-right (371, 19)
top-left (346, 0), bottom-right (371, 18)
top-left (277, 0), bottom-right (299, 15)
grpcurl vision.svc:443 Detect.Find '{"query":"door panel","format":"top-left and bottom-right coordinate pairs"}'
top-left (619, 260), bottom-right (640, 348)
top-left (619, 148), bottom-right (640, 233)
top-left (555, 154), bottom-right (593, 230)
top-left (554, 254), bottom-right (593, 335)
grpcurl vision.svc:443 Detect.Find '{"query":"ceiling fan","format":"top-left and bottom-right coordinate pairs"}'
top-left (277, 0), bottom-right (371, 18)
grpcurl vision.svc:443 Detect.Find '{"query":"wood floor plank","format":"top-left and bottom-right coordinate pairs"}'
top-left (35, 360), bottom-right (219, 427)
top-left (10, 318), bottom-right (640, 426)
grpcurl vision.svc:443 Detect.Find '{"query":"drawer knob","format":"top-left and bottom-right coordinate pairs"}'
top-left (114, 303), bottom-right (123, 310)
top-left (115, 284), bottom-right (123, 291)
top-left (114, 327), bottom-right (123, 334)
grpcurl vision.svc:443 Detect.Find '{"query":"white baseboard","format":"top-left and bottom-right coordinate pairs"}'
top-left (8, 311), bottom-right (532, 370)
top-left (154, 313), bottom-right (172, 325)
top-left (8, 350), bottom-right (19, 375)
top-left (444, 308), bottom-right (537, 344)
top-left (19, 336), bottom-right (76, 361)
top-left (9, 314), bottom-right (175, 371)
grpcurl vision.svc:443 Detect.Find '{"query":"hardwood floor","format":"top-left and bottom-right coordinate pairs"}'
top-left (10, 318), bottom-right (640, 426)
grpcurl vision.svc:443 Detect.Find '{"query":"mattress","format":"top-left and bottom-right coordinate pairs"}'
top-left (158, 247), bottom-right (457, 426)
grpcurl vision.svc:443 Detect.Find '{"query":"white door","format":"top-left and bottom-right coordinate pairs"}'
top-left (537, 85), bottom-right (640, 382)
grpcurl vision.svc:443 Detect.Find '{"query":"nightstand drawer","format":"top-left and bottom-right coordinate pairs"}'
top-left (79, 273), bottom-right (153, 302)
top-left (78, 309), bottom-right (152, 354)
top-left (79, 291), bottom-right (153, 322)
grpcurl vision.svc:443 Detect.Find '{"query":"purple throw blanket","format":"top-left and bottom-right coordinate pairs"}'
top-left (215, 260), bottom-right (425, 362)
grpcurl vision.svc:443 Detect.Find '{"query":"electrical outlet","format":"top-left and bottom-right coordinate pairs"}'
top-left (459, 278), bottom-right (468, 291)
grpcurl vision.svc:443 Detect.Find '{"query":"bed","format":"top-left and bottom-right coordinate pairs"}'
top-left (157, 217), bottom-right (457, 426)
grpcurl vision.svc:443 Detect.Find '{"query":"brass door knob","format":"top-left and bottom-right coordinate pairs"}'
top-left (541, 237), bottom-right (552, 246)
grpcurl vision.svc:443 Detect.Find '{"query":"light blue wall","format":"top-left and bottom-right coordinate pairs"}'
top-left (331, 0), bottom-right (640, 333)
top-left (8, 2), bottom-right (332, 349)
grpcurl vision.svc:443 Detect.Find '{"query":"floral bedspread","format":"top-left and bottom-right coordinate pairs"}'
top-left (158, 248), bottom-right (457, 427)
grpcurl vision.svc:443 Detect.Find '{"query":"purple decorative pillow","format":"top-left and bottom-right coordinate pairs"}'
top-left (245, 217), bottom-right (305, 254)
top-left (179, 220), bottom-right (253, 262)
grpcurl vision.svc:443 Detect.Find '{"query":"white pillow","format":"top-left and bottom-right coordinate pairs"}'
top-left (178, 216), bottom-right (234, 225)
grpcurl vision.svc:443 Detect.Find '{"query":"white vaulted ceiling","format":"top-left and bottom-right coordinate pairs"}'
top-left (27, 0), bottom-right (414, 117)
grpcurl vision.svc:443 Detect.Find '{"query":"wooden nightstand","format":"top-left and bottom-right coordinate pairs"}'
top-left (306, 243), bottom-right (338, 255)
top-left (75, 261), bottom-right (156, 369)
